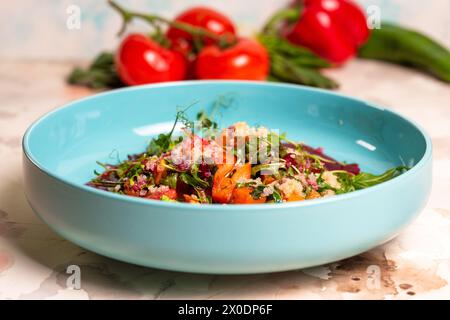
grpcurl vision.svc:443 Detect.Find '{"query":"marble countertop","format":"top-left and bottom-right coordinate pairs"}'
top-left (0, 59), bottom-right (449, 300)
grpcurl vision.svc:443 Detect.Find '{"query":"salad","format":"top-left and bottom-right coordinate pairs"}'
top-left (87, 106), bottom-right (406, 204)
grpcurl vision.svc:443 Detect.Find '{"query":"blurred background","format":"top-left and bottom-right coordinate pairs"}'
top-left (1, 0), bottom-right (449, 60)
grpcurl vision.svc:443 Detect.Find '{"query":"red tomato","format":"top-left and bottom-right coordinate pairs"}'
top-left (169, 37), bottom-right (194, 58)
top-left (166, 6), bottom-right (237, 48)
top-left (147, 188), bottom-right (178, 201)
top-left (170, 37), bottom-right (198, 79)
top-left (115, 33), bottom-right (187, 86)
top-left (196, 38), bottom-right (269, 80)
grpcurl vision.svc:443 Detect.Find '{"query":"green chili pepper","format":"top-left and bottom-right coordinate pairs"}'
top-left (358, 23), bottom-right (450, 83)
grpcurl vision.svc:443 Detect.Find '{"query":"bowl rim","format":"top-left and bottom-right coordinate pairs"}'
top-left (22, 80), bottom-right (432, 211)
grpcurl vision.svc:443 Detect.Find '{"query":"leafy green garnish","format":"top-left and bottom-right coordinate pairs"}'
top-left (147, 134), bottom-right (182, 156)
top-left (179, 168), bottom-right (210, 203)
top-left (196, 110), bottom-right (218, 130)
top-left (352, 166), bottom-right (408, 189)
top-left (160, 173), bottom-right (178, 189)
top-left (147, 103), bottom-right (197, 155)
top-left (271, 189), bottom-right (283, 203)
top-left (250, 185), bottom-right (265, 200)
top-left (180, 170), bottom-right (209, 189)
top-left (336, 166), bottom-right (408, 193)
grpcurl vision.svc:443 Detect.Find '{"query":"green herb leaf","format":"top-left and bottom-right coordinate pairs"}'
top-left (196, 111), bottom-right (218, 130)
top-left (352, 166), bottom-right (408, 189)
top-left (189, 164), bottom-right (210, 188)
top-left (250, 185), bottom-right (265, 200)
top-left (67, 52), bottom-right (124, 89)
top-left (180, 172), bottom-right (209, 189)
top-left (271, 189), bottom-right (283, 203)
top-left (160, 173), bottom-right (178, 189)
top-left (147, 103), bottom-right (198, 155)
top-left (147, 133), bottom-right (182, 156)
top-left (336, 166), bottom-right (408, 193)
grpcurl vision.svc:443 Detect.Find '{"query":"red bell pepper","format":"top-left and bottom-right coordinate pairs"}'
top-left (285, 0), bottom-right (370, 64)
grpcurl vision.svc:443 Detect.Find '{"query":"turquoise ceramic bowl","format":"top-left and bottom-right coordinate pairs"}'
top-left (23, 81), bottom-right (432, 274)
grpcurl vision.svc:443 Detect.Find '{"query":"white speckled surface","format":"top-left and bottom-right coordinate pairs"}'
top-left (0, 59), bottom-right (449, 299)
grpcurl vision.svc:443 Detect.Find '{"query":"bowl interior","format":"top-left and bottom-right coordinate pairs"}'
top-left (25, 82), bottom-right (428, 186)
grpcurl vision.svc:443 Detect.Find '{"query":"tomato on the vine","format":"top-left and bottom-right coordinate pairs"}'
top-left (166, 6), bottom-right (237, 51)
top-left (196, 38), bottom-right (269, 80)
top-left (115, 34), bottom-right (187, 85)
top-left (166, 7), bottom-right (238, 79)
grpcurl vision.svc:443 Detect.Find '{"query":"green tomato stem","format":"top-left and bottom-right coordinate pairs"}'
top-left (108, 0), bottom-right (236, 47)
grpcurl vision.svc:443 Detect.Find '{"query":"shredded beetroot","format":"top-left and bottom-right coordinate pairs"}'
top-left (199, 162), bottom-right (212, 178)
top-left (176, 162), bottom-right (190, 171)
top-left (302, 144), bottom-right (361, 175)
top-left (283, 153), bottom-right (298, 168)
